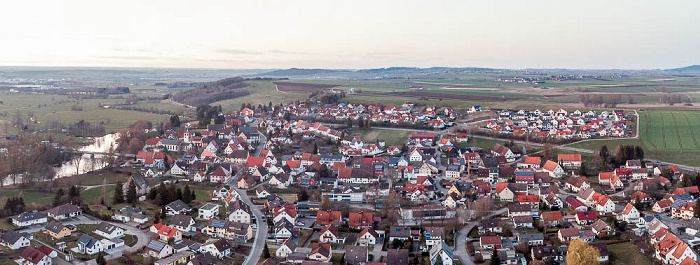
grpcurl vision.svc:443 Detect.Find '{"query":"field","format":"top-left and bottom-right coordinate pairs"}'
top-left (607, 242), bottom-right (654, 265)
top-left (273, 82), bottom-right (339, 93)
top-left (352, 128), bottom-right (413, 146)
top-left (211, 80), bottom-right (310, 113)
top-left (568, 110), bottom-right (700, 167)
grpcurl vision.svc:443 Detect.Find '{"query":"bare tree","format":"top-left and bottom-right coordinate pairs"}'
top-left (472, 197), bottom-right (495, 219)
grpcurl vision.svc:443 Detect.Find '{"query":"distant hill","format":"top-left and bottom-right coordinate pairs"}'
top-left (665, 65), bottom-right (700, 75)
top-left (254, 68), bottom-right (349, 77)
top-left (172, 77), bottom-right (249, 106)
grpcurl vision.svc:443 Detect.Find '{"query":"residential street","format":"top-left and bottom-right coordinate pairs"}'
top-left (454, 208), bottom-right (507, 265)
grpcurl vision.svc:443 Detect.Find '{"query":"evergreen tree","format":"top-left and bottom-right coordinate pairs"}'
top-left (695, 199), bottom-right (700, 218)
top-left (157, 182), bottom-right (168, 206)
top-left (490, 248), bottom-right (500, 265)
top-left (176, 188), bottom-right (183, 201)
top-left (169, 115), bottom-right (181, 127)
top-left (183, 185), bottom-right (192, 204)
top-left (126, 180), bottom-right (137, 204)
top-left (263, 243), bottom-right (271, 258)
top-left (160, 206), bottom-right (167, 220)
top-left (154, 211), bottom-right (160, 224)
top-left (113, 181), bottom-right (125, 204)
top-left (53, 188), bottom-right (64, 207)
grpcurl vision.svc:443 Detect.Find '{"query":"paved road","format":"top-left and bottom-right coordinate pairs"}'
top-left (454, 208), bottom-right (507, 265)
top-left (237, 187), bottom-right (267, 265)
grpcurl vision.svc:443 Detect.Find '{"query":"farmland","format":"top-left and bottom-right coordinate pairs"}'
top-left (273, 81), bottom-right (339, 93)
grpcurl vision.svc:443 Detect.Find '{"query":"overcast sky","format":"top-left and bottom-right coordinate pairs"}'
top-left (1, 0), bottom-right (698, 69)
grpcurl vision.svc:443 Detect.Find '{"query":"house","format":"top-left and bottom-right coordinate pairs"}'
top-left (146, 239), bottom-right (174, 259)
top-left (227, 199), bottom-right (252, 224)
top-left (199, 239), bottom-right (231, 259)
top-left (77, 234), bottom-right (104, 255)
top-left (95, 222), bottom-right (124, 239)
top-left (43, 221), bottom-right (75, 239)
top-left (575, 211), bottom-right (598, 225)
top-left (540, 211), bottom-right (564, 227)
top-left (654, 199), bottom-right (673, 213)
top-left (308, 243), bottom-right (332, 262)
top-left (151, 223), bottom-right (183, 242)
top-left (12, 212), bottom-right (48, 227)
top-left (387, 249), bottom-right (409, 265)
top-left (166, 200), bottom-right (192, 216)
top-left (424, 227), bottom-right (445, 249)
top-left (429, 241), bottom-right (453, 265)
top-left (319, 225), bottom-right (340, 243)
top-left (609, 175), bottom-right (624, 190)
top-left (169, 214), bottom-right (196, 232)
top-left (316, 210), bottom-right (342, 226)
top-left (46, 203), bottom-right (82, 220)
top-left (673, 202), bottom-right (696, 220)
top-left (255, 186), bottom-right (272, 199)
top-left (531, 246), bottom-right (562, 262)
top-left (620, 203), bottom-right (640, 224)
top-left (198, 204), bottom-right (220, 220)
top-left (19, 246), bottom-right (52, 265)
top-left (518, 233), bottom-right (545, 246)
top-left (0, 230), bottom-right (30, 249)
top-left (542, 160), bottom-right (565, 178)
top-left (346, 246), bottom-right (368, 265)
top-left (557, 227), bottom-right (580, 243)
top-left (389, 226), bottom-right (411, 242)
top-left (273, 204), bottom-right (297, 224)
top-left (479, 219), bottom-right (504, 235)
top-left (154, 250), bottom-right (195, 265)
top-left (358, 227), bottom-right (379, 246)
top-left (558, 154), bottom-right (582, 169)
top-left (276, 239), bottom-right (297, 258)
top-left (348, 211), bottom-right (373, 229)
top-left (518, 156), bottom-right (541, 169)
top-left (123, 174), bottom-right (150, 197)
top-left (274, 220), bottom-right (293, 239)
top-left (565, 176), bottom-right (590, 192)
top-left (598, 172), bottom-right (614, 185)
top-left (113, 207), bottom-right (149, 224)
top-left (480, 236), bottom-right (502, 250)
top-left (591, 219), bottom-right (612, 236)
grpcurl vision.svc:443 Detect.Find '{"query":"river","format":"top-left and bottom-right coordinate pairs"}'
top-left (54, 133), bottom-right (120, 178)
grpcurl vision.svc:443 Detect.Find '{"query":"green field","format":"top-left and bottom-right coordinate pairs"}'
top-left (352, 128), bottom-right (413, 146)
top-left (211, 80), bottom-right (310, 113)
top-left (568, 110), bottom-right (700, 167)
top-left (607, 242), bottom-right (653, 265)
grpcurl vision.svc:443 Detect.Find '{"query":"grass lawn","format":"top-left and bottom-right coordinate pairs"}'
top-left (0, 189), bottom-right (54, 206)
top-left (352, 128), bottom-right (413, 146)
top-left (298, 229), bottom-right (314, 247)
top-left (607, 242), bottom-right (653, 265)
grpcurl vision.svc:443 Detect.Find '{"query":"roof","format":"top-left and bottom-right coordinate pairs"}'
top-left (77, 234), bottom-right (100, 249)
top-left (558, 154), bottom-right (582, 162)
top-left (96, 221), bottom-right (121, 234)
top-left (523, 156), bottom-right (541, 165)
top-left (310, 243), bottom-right (331, 258)
top-left (47, 203), bottom-right (81, 216)
top-left (1, 230), bottom-right (26, 244)
top-left (541, 211), bottom-right (564, 222)
top-left (386, 249), bottom-right (409, 265)
top-left (20, 246), bottom-right (46, 264)
top-left (13, 212), bottom-right (47, 222)
top-left (345, 246), bottom-right (368, 265)
top-left (146, 239), bottom-right (168, 252)
top-left (167, 200), bottom-right (192, 212)
top-left (169, 214), bottom-right (194, 227)
top-left (480, 236), bottom-right (501, 245)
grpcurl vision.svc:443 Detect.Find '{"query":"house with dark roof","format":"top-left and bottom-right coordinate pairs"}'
top-left (429, 241), bottom-right (453, 265)
top-left (146, 239), bottom-right (174, 259)
top-left (387, 249), bottom-right (409, 265)
top-left (43, 221), bottom-right (75, 239)
top-left (12, 211), bottom-right (48, 227)
top-left (95, 222), bottom-right (124, 239)
top-left (113, 206), bottom-right (149, 224)
top-left (123, 174), bottom-right (150, 197)
top-left (166, 200), bottom-right (192, 216)
top-left (0, 230), bottom-right (30, 249)
top-left (308, 243), bottom-right (332, 262)
top-left (77, 234), bottom-right (104, 255)
top-left (169, 214), bottom-right (196, 232)
top-left (345, 246), bottom-right (368, 265)
top-left (199, 239), bottom-right (231, 259)
top-left (46, 203), bottom-right (82, 220)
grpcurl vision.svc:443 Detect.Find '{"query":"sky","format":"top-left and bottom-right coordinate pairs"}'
top-left (0, 0), bottom-right (698, 70)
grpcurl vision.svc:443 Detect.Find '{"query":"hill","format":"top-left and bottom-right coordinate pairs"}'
top-left (253, 68), bottom-right (349, 77)
top-left (665, 65), bottom-right (700, 75)
top-left (172, 77), bottom-right (250, 106)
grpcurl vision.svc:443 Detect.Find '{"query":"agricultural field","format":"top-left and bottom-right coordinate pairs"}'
top-left (607, 242), bottom-right (654, 265)
top-left (211, 80), bottom-right (310, 113)
top-left (352, 128), bottom-right (413, 146)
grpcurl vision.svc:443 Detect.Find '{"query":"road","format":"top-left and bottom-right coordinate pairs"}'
top-left (454, 208), bottom-right (508, 265)
top-left (232, 128), bottom-right (269, 265)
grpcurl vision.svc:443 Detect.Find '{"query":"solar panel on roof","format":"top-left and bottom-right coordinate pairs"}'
top-left (147, 240), bottom-right (165, 250)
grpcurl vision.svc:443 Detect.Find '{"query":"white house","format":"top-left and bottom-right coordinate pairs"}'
top-left (358, 228), bottom-right (378, 246)
top-left (276, 239), bottom-right (297, 258)
top-left (198, 204), bottom-right (220, 220)
top-left (12, 212), bottom-right (48, 227)
top-left (0, 230), bottom-right (30, 250)
top-left (429, 241), bottom-right (453, 265)
top-left (94, 222), bottom-right (124, 239)
top-left (77, 234), bottom-right (104, 255)
top-left (620, 203), bottom-right (640, 224)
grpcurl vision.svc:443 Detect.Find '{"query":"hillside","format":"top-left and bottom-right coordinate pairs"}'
top-left (665, 65), bottom-right (700, 75)
top-left (254, 68), bottom-right (349, 77)
top-left (171, 77), bottom-right (250, 106)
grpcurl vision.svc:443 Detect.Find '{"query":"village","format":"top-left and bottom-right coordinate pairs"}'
top-left (2, 104), bottom-right (699, 265)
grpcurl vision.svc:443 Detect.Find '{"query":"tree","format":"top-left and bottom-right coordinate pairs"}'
top-left (471, 197), bottom-right (495, 219)
top-left (695, 198), bottom-right (700, 218)
top-left (183, 185), bottom-right (192, 204)
top-left (566, 239), bottom-right (600, 265)
top-left (263, 243), bottom-right (271, 258)
top-left (53, 188), bottom-right (64, 207)
top-left (579, 161), bottom-right (588, 177)
top-left (542, 143), bottom-right (553, 160)
top-left (490, 248), bottom-right (500, 265)
top-left (126, 180), bottom-right (137, 204)
top-left (599, 145), bottom-right (610, 160)
top-left (160, 206), bottom-right (167, 220)
top-left (298, 190), bottom-right (309, 202)
top-left (113, 181), bottom-right (125, 204)
top-left (154, 211), bottom-right (161, 223)
top-left (96, 252), bottom-right (107, 265)
top-left (169, 115), bottom-right (181, 127)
